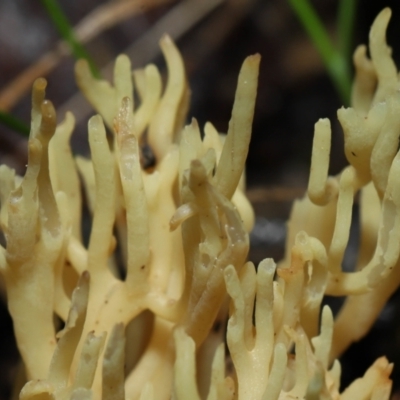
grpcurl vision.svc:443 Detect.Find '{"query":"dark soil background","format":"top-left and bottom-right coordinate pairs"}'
top-left (1, 0), bottom-right (400, 398)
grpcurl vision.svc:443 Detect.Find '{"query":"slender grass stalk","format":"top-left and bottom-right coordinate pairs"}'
top-left (0, 111), bottom-right (30, 136)
top-left (337, 0), bottom-right (359, 61)
top-left (288, 0), bottom-right (353, 105)
top-left (40, 0), bottom-right (100, 78)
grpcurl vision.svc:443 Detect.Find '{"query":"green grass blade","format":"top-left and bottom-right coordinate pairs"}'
top-left (288, 0), bottom-right (351, 105)
top-left (337, 0), bottom-right (359, 61)
top-left (0, 111), bottom-right (30, 136)
top-left (40, 0), bottom-right (100, 78)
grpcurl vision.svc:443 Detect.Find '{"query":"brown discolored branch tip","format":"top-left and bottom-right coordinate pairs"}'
top-left (40, 100), bottom-right (57, 142)
top-left (81, 270), bottom-right (90, 282)
top-left (33, 77), bottom-right (47, 91)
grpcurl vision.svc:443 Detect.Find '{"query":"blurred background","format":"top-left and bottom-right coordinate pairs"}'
top-left (1, 0), bottom-right (400, 398)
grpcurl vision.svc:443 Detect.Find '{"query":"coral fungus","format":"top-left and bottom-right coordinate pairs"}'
top-left (0, 7), bottom-right (399, 400)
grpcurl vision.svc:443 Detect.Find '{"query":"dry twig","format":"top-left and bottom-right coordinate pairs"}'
top-left (0, 0), bottom-right (173, 111)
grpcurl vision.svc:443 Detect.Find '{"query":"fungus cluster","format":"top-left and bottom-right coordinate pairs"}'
top-left (0, 7), bottom-right (398, 400)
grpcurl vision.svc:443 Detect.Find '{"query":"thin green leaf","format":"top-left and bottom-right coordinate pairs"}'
top-left (40, 0), bottom-right (100, 78)
top-left (337, 0), bottom-right (358, 61)
top-left (0, 111), bottom-right (30, 137)
top-left (288, 0), bottom-right (351, 105)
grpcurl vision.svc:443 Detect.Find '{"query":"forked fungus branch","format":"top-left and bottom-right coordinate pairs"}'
top-left (0, 7), bottom-right (398, 400)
